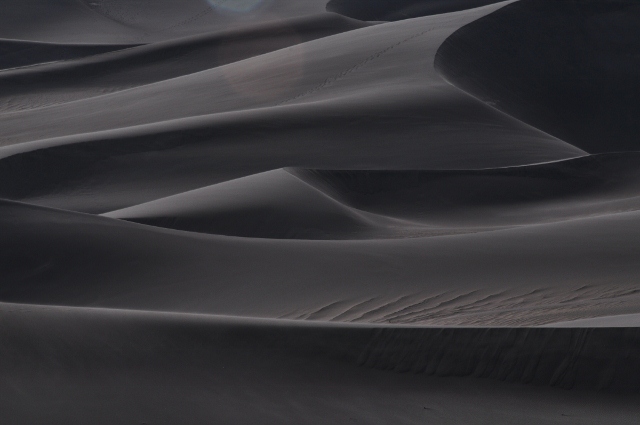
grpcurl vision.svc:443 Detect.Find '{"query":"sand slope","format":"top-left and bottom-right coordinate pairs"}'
top-left (435, 0), bottom-right (640, 153)
top-left (0, 38), bottom-right (138, 71)
top-left (1, 304), bottom-right (640, 424)
top-left (327, 0), bottom-right (506, 21)
top-left (104, 153), bottom-right (640, 238)
top-left (0, 2), bottom-right (584, 214)
top-left (3, 196), bottom-right (640, 325)
top-left (0, 0), bottom-right (330, 43)
top-left (0, 13), bottom-right (368, 112)
top-left (1, 0), bottom-right (639, 422)
top-left (0, 305), bottom-right (638, 424)
top-left (104, 169), bottom-right (407, 239)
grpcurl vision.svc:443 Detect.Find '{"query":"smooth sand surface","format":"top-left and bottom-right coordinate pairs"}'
top-left (4, 196), bottom-right (640, 325)
top-left (435, 0), bottom-right (640, 153)
top-left (3, 303), bottom-right (640, 424)
top-left (1, 0), bottom-right (639, 423)
top-left (545, 313), bottom-right (640, 328)
top-left (2, 303), bottom-right (640, 424)
top-left (0, 2), bottom-right (582, 215)
top-left (327, 0), bottom-right (506, 21)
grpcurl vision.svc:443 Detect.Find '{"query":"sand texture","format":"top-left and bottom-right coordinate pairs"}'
top-left (1, 0), bottom-right (639, 423)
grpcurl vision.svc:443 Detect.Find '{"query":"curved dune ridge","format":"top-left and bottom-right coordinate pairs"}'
top-left (106, 153), bottom-right (640, 239)
top-left (2, 0), bottom-right (640, 423)
top-left (434, 0), bottom-right (640, 153)
top-left (326, 0), bottom-right (506, 21)
top-left (0, 39), bottom-right (140, 71)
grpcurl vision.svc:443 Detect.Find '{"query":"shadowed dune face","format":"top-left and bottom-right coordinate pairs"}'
top-left (0, 39), bottom-right (139, 71)
top-left (435, 0), bottom-right (640, 153)
top-left (5, 197), bottom-right (640, 327)
top-left (327, 0), bottom-right (506, 21)
top-left (106, 153), bottom-right (640, 239)
top-left (0, 14), bottom-right (369, 112)
top-left (0, 1), bottom-right (637, 325)
top-left (3, 305), bottom-right (640, 423)
top-left (295, 153), bottom-right (640, 226)
top-left (0, 0), bottom-right (330, 43)
top-left (105, 169), bottom-right (396, 240)
top-left (0, 2), bottom-right (584, 215)
top-left (2, 0), bottom-right (640, 422)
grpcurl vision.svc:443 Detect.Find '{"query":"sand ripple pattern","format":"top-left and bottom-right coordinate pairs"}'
top-left (1, 1), bottom-right (640, 422)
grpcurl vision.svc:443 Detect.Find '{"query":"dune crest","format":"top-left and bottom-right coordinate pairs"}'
top-left (1, 0), bottom-right (640, 422)
top-left (435, 0), bottom-right (640, 153)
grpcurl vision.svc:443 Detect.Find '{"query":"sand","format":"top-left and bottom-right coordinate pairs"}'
top-left (1, 0), bottom-right (639, 423)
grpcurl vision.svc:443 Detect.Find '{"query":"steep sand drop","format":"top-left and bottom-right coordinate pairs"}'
top-left (435, 0), bottom-right (640, 153)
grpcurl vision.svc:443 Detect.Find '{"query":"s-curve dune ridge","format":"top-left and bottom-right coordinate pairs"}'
top-left (1, 0), bottom-right (640, 423)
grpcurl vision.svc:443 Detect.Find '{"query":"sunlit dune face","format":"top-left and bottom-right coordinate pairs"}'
top-left (217, 26), bottom-right (306, 102)
top-left (206, 0), bottom-right (267, 13)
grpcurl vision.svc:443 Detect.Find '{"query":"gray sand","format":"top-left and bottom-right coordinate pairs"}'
top-left (1, 0), bottom-right (639, 423)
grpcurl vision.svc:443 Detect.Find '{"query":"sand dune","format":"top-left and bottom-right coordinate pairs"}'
top-left (104, 153), bottom-right (640, 238)
top-left (3, 196), bottom-right (640, 326)
top-left (435, 0), bottom-right (640, 153)
top-left (545, 313), bottom-right (640, 328)
top-left (104, 169), bottom-right (408, 239)
top-left (294, 153), bottom-right (640, 227)
top-left (0, 4), bottom-right (566, 145)
top-left (0, 2), bottom-right (584, 214)
top-left (327, 0), bottom-right (505, 21)
top-left (0, 14), bottom-right (367, 112)
top-left (1, 0), bottom-right (330, 43)
top-left (0, 38), bottom-right (138, 71)
top-left (0, 89), bottom-right (583, 214)
top-left (2, 304), bottom-right (639, 424)
top-left (2, 0), bottom-right (639, 422)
